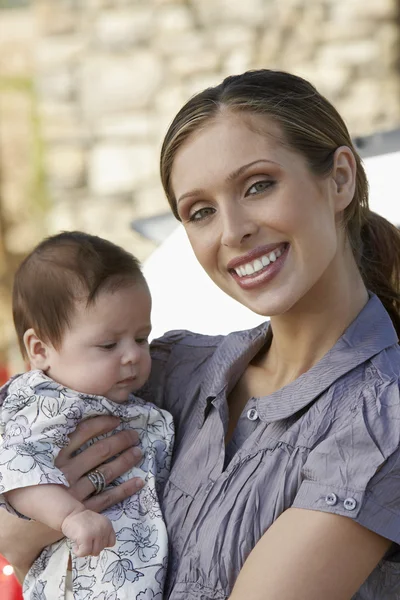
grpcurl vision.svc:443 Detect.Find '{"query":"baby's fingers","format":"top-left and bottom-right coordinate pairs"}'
top-left (107, 529), bottom-right (116, 549)
top-left (72, 540), bottom-right (93, 558)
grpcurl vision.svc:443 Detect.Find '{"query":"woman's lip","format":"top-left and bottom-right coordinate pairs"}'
top-left (226, 243), bottom-right (288, 270)
top-left (230, 243), bottom-right (289, 290)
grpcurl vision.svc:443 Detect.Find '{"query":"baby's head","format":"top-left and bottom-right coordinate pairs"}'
top-left (13, 231), bottom-right (152, 402)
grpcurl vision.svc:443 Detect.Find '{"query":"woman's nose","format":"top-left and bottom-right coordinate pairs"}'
top-left (220, 207), bottom-right (258, 247)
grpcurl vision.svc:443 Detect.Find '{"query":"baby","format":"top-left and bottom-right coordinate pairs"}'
top-left (0, 231), bottom-right (174, 600)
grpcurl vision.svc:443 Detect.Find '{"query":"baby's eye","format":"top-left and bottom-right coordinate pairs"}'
top-left (99, 343), bottom-right (117, 351)
top-left (246, 180), bottom-right (274, 196)
top-left (136, 337), bottom-right (149, 346)
top-left (189, 207), bottom-right (215, 222)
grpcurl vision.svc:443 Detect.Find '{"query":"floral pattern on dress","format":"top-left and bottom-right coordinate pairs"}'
top-left (0, 370), bottom-right (174, 600)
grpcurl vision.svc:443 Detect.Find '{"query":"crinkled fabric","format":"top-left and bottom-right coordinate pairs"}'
top-left (0, 370), bottom-right (174, 600)
top-left (138, 294), bottom-right (400, 600)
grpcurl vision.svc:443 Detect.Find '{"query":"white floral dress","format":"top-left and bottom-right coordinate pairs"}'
top-left (0, 370), bottom-right (174, 600)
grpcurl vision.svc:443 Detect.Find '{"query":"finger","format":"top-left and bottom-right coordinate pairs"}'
top-left (60, 429), bottom-right (140, 485)
top-left (84, 477), bottom-right (145, 513)
top-left (71, 445), bottom-right (142, 501)
top-left (73, 541), bottom-right (90, 558)
top-left (57, 416), bottom-right (121, 464)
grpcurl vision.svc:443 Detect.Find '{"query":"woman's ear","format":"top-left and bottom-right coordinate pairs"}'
top-left (331, 146), bottom-right (357, 213)
top-left (23, 328), bottom-right (51, 371)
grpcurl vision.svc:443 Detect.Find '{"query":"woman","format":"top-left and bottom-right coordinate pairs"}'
top-left (2, 69), bottom-right (400, 600)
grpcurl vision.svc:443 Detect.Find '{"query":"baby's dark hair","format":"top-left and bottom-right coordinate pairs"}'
top-left (13, 231), bottom-right (146, 359)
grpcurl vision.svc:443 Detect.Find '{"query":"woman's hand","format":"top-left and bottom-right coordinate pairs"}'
top-left (0, 416), bottom-right (143, 581)
top-left (56, 416), bottom-right (144, 510)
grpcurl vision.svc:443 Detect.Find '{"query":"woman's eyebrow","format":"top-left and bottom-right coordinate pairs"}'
top-left (177, 159), bottom-right (280, 205)
top-left (177, 188), bottom-right (206, 205)
top-left (226, 159), bottom-right (280, 182)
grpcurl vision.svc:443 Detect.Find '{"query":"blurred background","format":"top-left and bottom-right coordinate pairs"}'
top-left (0, 0), bottom-right (400, 377)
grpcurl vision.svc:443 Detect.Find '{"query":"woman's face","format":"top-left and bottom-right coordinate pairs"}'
top-left (170, 113), bottom-right (354, 317)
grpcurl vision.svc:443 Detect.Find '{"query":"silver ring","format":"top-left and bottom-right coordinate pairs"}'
top-left (86, 469), bottom-right (107, 495)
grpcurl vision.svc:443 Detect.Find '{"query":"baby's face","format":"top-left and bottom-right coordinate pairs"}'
top-left (44, 283), bottom-right (152, 402)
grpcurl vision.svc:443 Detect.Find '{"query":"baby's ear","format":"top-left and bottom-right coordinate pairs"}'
top-left (23, 328), bottom-right (51, 371)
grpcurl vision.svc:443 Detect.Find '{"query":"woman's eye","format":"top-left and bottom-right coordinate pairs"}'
top-left (188, 207), bottom-right (215, 222)
top-left (246, 180), bottom-right (273, 196)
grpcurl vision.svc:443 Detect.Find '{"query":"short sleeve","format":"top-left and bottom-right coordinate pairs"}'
top-left (0, 377), bottom-right (76, 517)
top-left (292, 379), bottom-right (400, 544)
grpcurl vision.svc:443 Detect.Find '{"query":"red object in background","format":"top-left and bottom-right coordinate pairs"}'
top-left (0, 555), bottom-right (23, 600)
top-left (0, 364), bottom-right (9, 386)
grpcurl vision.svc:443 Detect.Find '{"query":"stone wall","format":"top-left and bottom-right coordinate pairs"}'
top-left (34, 0), bottom-right (400, 262)
top-left (1, 0), bottom-right (400, 363)
top-left (0, 5), bottom-right (41, 371)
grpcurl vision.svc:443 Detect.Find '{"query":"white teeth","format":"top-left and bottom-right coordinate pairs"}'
top-left (235, 265), bottom-right (246, 277)
top-left (253, 259), bottom-right (263, 273)
top-left (261, 255), bottom-right (270, 267)
top-left (233, 245), bottom-right (285, 277)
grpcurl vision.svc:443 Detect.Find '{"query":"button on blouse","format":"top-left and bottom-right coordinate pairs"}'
top-left (140, 294), bottom-right (400, 600)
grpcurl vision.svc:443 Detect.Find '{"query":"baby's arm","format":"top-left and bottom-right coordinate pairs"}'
top-left (4, 485), bottom-right (116, 557)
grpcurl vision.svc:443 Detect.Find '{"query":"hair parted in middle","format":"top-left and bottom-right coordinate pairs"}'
top-left (13, 231), bottom-right (146, 359)
top-left (160, 68), bottom-right (400, 337)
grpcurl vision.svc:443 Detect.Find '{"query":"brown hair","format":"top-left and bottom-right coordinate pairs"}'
top-left (160, 69), bottom-right (400, 337)
top-left (13, 231), bottom-right (146, 359)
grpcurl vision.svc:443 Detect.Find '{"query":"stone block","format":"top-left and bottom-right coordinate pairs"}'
top-left (93, 8), bottom-right (155, 49)
top-left (154, 30), bottom-right (205, 57)
top-left (35, 37), bottom-right (86, 69)
top-left (170, 52), bottom-right (220, 77)
top-left (35, 0), bottom-right (78, 35)
top-left (211, 25), bottom-right (254, 52)
top-left (155, 4), bottom-right (194, 33)
top-left (37, 68), bottom-right (76, 102)
top-left (154, 85), bottom-right (189, 121)
top-left (193, 0), bottom-right (267, 26)
top-left (80, 52), bottom-right (164, 117)
top-left (88, 142), bottom-right (157, 195)
top-left (46, 145), bottom-right (86, 189)
top-left (95, 112), bottom-right (157, 139)
top-left (318, 40), bottom-right (378, 67)
top-left (223, 48), bottom-right (253, 75)
top-left (48, 195), bottom-right (156, 262)
top-left (0, 9), bottom-right (35, 77)
top-left (133, 183), bottom-right (170, 218)
top-left (39, 102), bottom-right (89, 144)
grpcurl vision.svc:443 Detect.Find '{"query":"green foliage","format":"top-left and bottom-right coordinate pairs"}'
top-left (0, 0), bottom-right (31, 9)
top-left (0, 75), bottom-right (49, 214)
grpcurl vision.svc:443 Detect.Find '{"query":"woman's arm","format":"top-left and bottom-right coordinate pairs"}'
top-left (0, 416), bottom-right (143, 580)
top-left (229, 507), bottom-right (390, 600)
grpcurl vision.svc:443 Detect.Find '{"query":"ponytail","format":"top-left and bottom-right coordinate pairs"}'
top-left (359, 211), bottom-right (400, 339)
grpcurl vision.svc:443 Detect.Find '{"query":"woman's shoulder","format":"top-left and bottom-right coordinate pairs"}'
top-left (143, 323), bottom-right (269, 408)
top-left (150, 329), bottom-right (226, 352)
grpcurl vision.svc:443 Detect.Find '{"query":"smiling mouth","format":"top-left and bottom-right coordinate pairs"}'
top-left (229, 243), bottom-right (289, 278)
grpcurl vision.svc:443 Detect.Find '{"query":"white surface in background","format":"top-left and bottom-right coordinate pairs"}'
top-left (144, 151), bottom-right (400, 339)
top-left (364, 151), bottom-right (400, 224)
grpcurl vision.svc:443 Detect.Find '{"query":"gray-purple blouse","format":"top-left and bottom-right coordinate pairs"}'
top-left (140, 294), bottom-right (400, 599)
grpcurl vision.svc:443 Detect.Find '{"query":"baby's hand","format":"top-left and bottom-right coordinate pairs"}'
top-left (62, 509), bottom-right (116, 557)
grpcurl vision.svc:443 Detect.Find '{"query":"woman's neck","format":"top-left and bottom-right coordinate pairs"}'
top-left (258, 254), bottom-right (369, 389)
